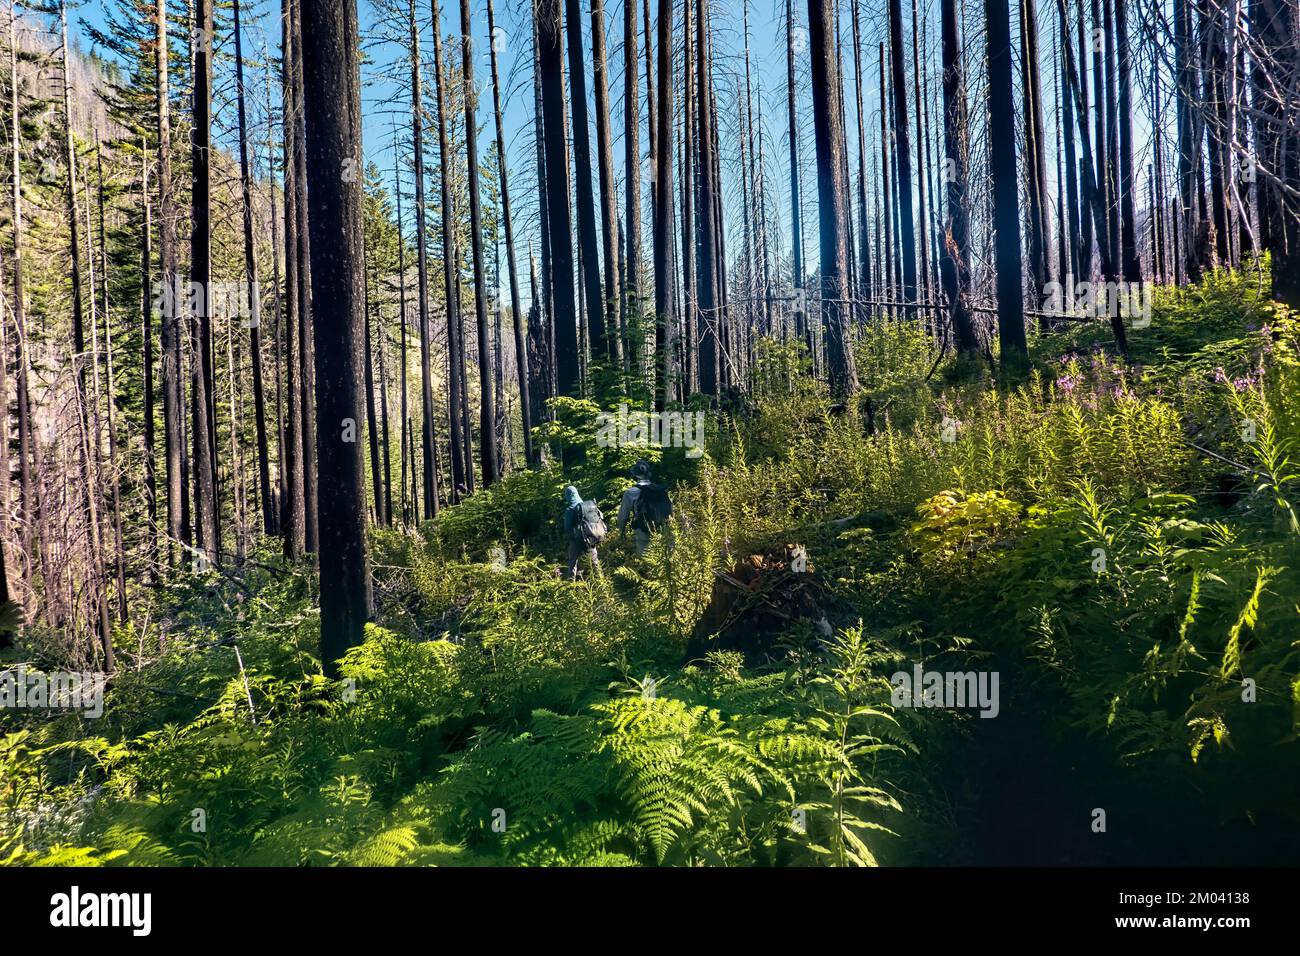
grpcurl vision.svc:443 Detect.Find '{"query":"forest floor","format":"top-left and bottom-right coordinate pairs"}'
top-left (3, 266), bottom-right (1299, 867)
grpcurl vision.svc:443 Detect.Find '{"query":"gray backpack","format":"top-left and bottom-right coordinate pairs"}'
top-left (573, 500), bottom-right (607, 547)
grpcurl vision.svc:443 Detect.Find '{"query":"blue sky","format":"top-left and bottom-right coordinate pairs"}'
top-left (67, 0), bottom-right (822, 303)
top-left (72, 0), bottom-right (1164, 304)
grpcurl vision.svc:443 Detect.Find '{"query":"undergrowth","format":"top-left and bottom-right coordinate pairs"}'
top-left (3, 268), bottom-right (1297, 866)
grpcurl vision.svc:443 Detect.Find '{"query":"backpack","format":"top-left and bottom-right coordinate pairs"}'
top-left (573, 500), bottom-right (607, 547)
top-left (631, 483), bottom-right (672, 532)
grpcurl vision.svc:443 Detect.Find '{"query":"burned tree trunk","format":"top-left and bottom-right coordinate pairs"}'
top-left (485, 0), bottom-right (533, 465)
top-left (887, 0), bottom-right (917, 301)
top-left (1253, 0), bottom-right (1298, 303)
top-left (939, 0), bottom-right (978, 358)
top-left (281, 0), bottom-right (306, 557)
top-left (1175, 0), bottom-right (1208, 282)
top-left (591, 0), bottom-right (622, 367)
top-left (565, 0), bottom-right (608, 362)
top-left (695, 0), bottom-right (720, 395)
top-left (432, 0), bottom-right (463, 502)
top-left (624, 0), bottom-right (643, 376)
top-left (233, 0), bottom-right (274, 535)
top-left (61, 2), bottom-right (113, 667)
top-left (985, 0), bottom-right (1028, 370)
top-left (1114, 0), bottom-right (1142, 281)
top-left (408, 0), bottom-right (445, 511)
top-left (537, 0), bottom-right (581, 396)
top-left (807, 0), bottom-right (859, 398)
top-left (653, 0), bottom-right (676, 410)
top-left (157, 0), bottom-right (188, 562)
top-left (1019, 0), bottom-right (1052, 306)
top-left (190, 0), bottom-right (219, 565)
top-left (291, 0), bottom-right (319, 552)
top-left (299, 0), bottom-right (373, 676)
top-left (786, 0), bottom-right (805, 344)
top-left (460, 0), bottom-right (500, 487)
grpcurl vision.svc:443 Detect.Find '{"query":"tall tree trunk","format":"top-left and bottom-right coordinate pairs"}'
top-left (1114, 0), bottom-right (1141, 281)
top-left (537, 0), bottom-right (580, 396)
top-left (94, 137), bottom-right (126, 619)
top-left (887, 0), bottom-right (917, 301)
top-left (281, 0), bottom-right (306, 557)
top-left (786, 0), bottom-right (805, 343)
top-left (652, 0), bottom-right (675, 411)
top-left (807, 0), bottom-right (859, 398)
top-left (232, 0), bottom-right (274, 535)
top-left (1020, 0), bottom-right (1051, 306)
top-left (851, 0), bottom-right (872, 312)
top-left (292, 0), bottom-right (319, 552)
top-left (138, 142), bottom-right (156, 580)
top-left (939, 0), bottom-right (977, 358)
top-left (1059, 0), bottom-right (1081, 284)
top-left (1097, 0), bottom-right (1118, 269)
top-left (484, 0), bottom-right (532, 465)
top-left (755, 77), bottom-right (774, 335)
top-left (190, 0), bottom-right (219, 565)
top-left (681, 0), bottom-right (697, 395)
top-left (695, 0), bottom-right (720, 395)
top-left (644, 0), bottom-right (656, 197)
top-left (299, 0), bottom-right (373, 676)
top-left (0, 133), bottom-right (9, 606)
top-left (623, 0), bottom-right (643, 378)
top-left (412, 0), bottom-right (448, 510)
top-left (1254, 0), bottom-right (1298, 304)
top-left (985, 0), bottom-right (1028, 370)
top-left (739, 54), bottom-right (755, 341)
top-left (377, 254), bottom-right (393, 524)
top-left (393, 150), bottom-right (411, 524)
top-left (1175, 0), bottom-right (1205, 282)
top-left (460, 0), bottom-right (500, 486)
top-left (61, 2), bottom-right (113, 668)
top-left (880, 42), bottom-right (898, 312)
top-left (1152, 58), bottom-right (1168, 282)
top-left (1056, 0), bottom-right (1128, 350)
top-left (910, 0), bottom-right (930, 309)
top-left (1202, 2), bottom-right (1233, 265)
top-left (9, 2), bottom-right (35, 593)
top-left (707, 57), bottom-right (728, 387)
top-left (83, 185), bottom-right (110, 595)
top-left (564, 0), bottom-right (607, 362)
top-left (922, 16), bottom-right (942, 315)
top-left (363, 259), bottom-right (384, 524)
top-left (1075, 0), bottom-right (1094, 278)
top-left (157, 0), bottom-right (188, 562)
top-left (432, 0), bottom-right (465, 501)
top-left (591, 0), bottom-right (622, 367)
top-left (266, 64), bottom-right (286, 535)
top-left (532, 0), bottom-right (555, 410)
top-left (1090, 0), bottom-right (1110, 271)
top-left (739, 0), bottom-right (758, 345)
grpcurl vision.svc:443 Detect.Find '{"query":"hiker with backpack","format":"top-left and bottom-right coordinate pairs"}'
top-left (616, 460), bottom-right (672, 557)
top-left (562, 484), bottom-right (606, 580)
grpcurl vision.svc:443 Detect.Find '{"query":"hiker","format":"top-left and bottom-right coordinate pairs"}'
top-left (562, 484), bottom-right (606, 579)
top-left (616, 460), bottom-right (672, 556)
